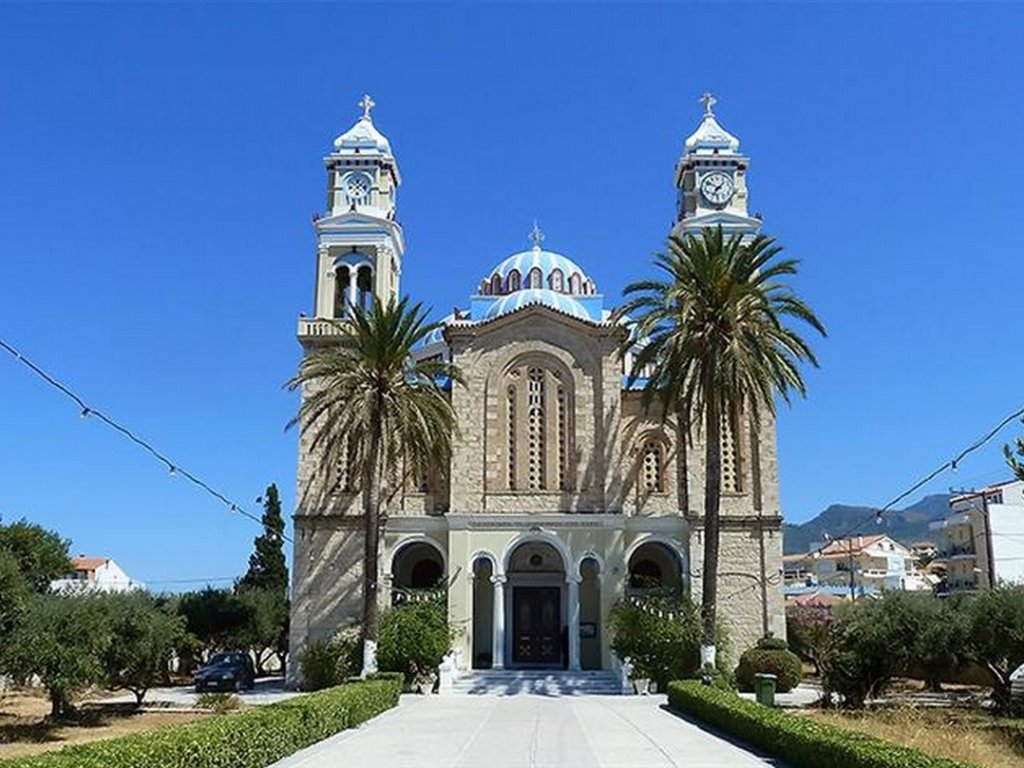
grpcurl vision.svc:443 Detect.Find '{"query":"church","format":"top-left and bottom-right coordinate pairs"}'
top-left (289, 95), bottom-right (785, 682)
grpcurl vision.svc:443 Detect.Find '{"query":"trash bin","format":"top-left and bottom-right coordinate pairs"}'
top-left (754, 673), bottom-right (777, 707)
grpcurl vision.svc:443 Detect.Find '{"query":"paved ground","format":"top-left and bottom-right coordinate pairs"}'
top-left (272, 694), bottom-right (787, 768)
top-left (98, 677), bottom-right (299, 708)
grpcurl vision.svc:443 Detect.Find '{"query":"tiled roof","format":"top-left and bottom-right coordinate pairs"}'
top-left (70, 556), bottom-right (108, 571)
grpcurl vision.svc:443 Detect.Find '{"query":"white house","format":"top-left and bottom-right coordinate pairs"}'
top-left (50, 555), bottom-right (143, 593)
top-left (930, 479), bottom-right (1024, 591)
top-left (786, 534), bottom-right (922, 596)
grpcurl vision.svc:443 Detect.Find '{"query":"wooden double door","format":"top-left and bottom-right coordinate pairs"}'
top-left (512, 586), bottom-right (562, 667)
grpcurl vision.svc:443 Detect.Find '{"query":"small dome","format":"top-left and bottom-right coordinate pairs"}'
top-left (481, 249), bottom-right (596, 296)
top-left (333, 116), bottom-right (393, 156)
top-left (482, 288), bottom-right (594, 323)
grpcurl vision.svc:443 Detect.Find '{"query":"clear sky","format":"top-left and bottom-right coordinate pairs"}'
top-left (1, 3), bottom-right (1022, 589)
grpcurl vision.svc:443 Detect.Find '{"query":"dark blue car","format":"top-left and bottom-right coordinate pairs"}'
top-left (194, 652), bottom-right (256, 692)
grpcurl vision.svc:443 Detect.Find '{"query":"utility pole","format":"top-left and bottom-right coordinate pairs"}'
top-left (848, 538), bottom-right (856, 601)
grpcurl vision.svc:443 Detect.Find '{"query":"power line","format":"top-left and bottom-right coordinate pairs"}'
top-left (0, 336), bottom-right (292, 544)
top-left (804, 401), bottom-right (1024, 562)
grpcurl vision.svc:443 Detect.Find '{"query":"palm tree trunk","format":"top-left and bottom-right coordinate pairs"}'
top-left (360, 407), bottom-right (384, 678)
top-left (701, 397), bottom-right (722, 671)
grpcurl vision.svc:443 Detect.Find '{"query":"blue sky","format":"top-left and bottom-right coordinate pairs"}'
top-left (1, 3), bottom-right (1022, 588)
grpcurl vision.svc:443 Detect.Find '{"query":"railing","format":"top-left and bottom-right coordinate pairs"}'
top-left (937, 545), bottom-right (976, 559)
top-left (297, 317), bottom-right (347, 338)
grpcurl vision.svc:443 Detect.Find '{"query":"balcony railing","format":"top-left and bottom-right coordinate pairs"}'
top-left (297, 317), bottom-right (346, 339)
top-left (937, 545), bottom-right (976, 559)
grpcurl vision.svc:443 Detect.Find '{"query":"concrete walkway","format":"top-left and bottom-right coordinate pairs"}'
top-left (272, 694), bottom-right (786, 768)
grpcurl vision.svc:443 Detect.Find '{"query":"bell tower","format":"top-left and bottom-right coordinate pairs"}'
top-left (672, 94), bottom-right (762, 239)
top-left (309, 94), bottom-right (405, 322)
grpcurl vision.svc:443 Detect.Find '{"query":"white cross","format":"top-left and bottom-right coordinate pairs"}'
top-left (359, 94), bottom-right (376, 120)
top-left (700, 92), bottom-right (717, 117)
top-left (529, 220), bottom-right (545, 249)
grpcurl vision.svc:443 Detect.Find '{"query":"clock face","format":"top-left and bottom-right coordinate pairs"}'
top-left (344, 173), bottom-right (370, 203)
top-left (700, 172), bottom-right (734, 205)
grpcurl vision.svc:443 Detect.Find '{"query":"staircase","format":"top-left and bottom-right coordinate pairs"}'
top-left (451, 669), bottom-right (623, 696)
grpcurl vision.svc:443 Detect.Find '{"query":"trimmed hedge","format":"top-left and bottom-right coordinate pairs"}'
top-left (666, 681), bottom-right (978, 768)
top-left (0, 677), bottom-right (401, 768)
top-left (735, 637), bottom-right (803, 693)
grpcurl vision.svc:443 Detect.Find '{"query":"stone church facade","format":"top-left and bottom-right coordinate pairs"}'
top-left (289, 95), bottom-right (785, 680)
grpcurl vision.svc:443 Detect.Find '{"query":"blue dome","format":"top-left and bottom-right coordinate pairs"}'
top-left (481, 249), bottom-right (596, 296)
top-left (482, 288), bottom-right (593, 322)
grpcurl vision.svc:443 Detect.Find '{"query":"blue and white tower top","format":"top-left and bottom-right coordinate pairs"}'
top-left (684, 93), bottom-right (741, 156)
top-left (673, 93), bottom-right (761, 239)
top-left (333, 95), bottom-right (395, 159)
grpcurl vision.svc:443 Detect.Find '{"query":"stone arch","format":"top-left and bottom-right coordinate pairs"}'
top-left (470, 549), bottom-right (500, 576)
top-left (496, 352), bottom-right (577, 493)
top-left (501, 529), bottom-right (572, 574)
top-left (388, 535), bottom-right (447, 590)
top-left (573, 550), bottom-right (606, 579)
top-left (626, 536), bottom-right (686, 593)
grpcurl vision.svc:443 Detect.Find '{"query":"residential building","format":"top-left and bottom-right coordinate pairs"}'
top-left (784, 534), bottom-right (923, 596)
top-left (930, 479), bottom-right (1024, 592)
top-left (50, 555), bottom-right (142, 593)
top-left (289, 95), bottom-right (786, 682)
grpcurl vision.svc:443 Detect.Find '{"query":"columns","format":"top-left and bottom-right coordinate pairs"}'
top-left (567, 574), bottom-right (581, 671)
top-left (490, 574), bottom-right (506, 669)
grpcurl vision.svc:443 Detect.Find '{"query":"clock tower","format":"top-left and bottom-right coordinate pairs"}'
top-left (307, 95), bottom-right (405, 324)
top-left (673, 94), bottom-right (762, 239)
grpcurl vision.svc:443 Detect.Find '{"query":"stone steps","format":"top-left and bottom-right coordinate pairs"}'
top-left (452, 669), bottom-right (623, 696)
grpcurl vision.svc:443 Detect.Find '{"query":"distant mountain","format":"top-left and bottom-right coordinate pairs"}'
top-left (783, 494), bottom-right (951, 554)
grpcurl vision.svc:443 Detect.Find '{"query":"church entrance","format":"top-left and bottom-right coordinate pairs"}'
top-left (512, 586), bottom-right (561, 666)
top-left (504, 539), bottom-right (567, 669)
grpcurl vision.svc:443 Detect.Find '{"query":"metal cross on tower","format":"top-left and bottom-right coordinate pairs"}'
top-left (700, 92), bottom-right (717, 117)
top-left (528, 220), bottom-right (545, 249)
top-left (359, 93), bottom-right (376, 120)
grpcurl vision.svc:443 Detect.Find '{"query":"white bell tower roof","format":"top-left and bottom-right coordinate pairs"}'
top-left (684, 93), bottom-right (740, 156)
top-left (332, 94), bottom-right (394, 157)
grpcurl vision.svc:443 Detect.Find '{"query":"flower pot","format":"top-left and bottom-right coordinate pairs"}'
top-left (632, 678), bottom-right (650, 695)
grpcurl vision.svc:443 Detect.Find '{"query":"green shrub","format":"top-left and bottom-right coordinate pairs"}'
top-left (298, 629), bottom-right (361, 691)
top-left (735, 636), bottom-right (803, 693)
top-left (0, 678), bottom-right (401, 768)
top-left (377, 601), bottom-right (451, 686)
top-left (666, 681), bottom-right (976, 768)
top-left (608, 595), bottom-right (730, 689)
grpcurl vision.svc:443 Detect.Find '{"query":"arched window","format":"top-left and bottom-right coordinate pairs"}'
top-left (641, 439), bottom-right (665, 493)
top-left (527, 367), bottom-right (545, 490)
top-left (501, 361), bottom-right (573, 492)
top-left (549, 269), bottom-right (564, 293)
top-left (490, 274), bottom-right (502, 295)
top-left (333, 434), bottom-right (359, 494)
top-left (480, 280), bottom-right (490, 295)
top-left (334, 266), bottom-right (351, 318)
top-left (569, 273), bottom-right (582, 294)
top-left (528, 268), bottom-right (543, 289)
top-left (356, 266), bottom-right (373, 311)
top-left (507, 385), bottom-right (517, 490)
top-left (507, 269), bottom-right (521, 292)
top-left (721, 410), bottom-right (742, 493)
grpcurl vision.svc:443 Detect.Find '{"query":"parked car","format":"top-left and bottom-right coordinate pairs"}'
top-left (194, 651), bottom-right (256, 692)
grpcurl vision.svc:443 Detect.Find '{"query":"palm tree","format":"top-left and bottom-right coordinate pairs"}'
top-left (286, 297), bottom-right (462, 676)
top-left (620, 226), bottom-right (824, 670)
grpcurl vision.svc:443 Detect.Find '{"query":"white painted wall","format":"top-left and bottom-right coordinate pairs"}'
top-left (990, 503), bottom-right (1024, 585)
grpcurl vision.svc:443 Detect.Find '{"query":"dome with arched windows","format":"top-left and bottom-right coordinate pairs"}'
top-left (479, 249), bottom-right (597, 297)
top-left (482, 288), bottom-right (593, 322)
